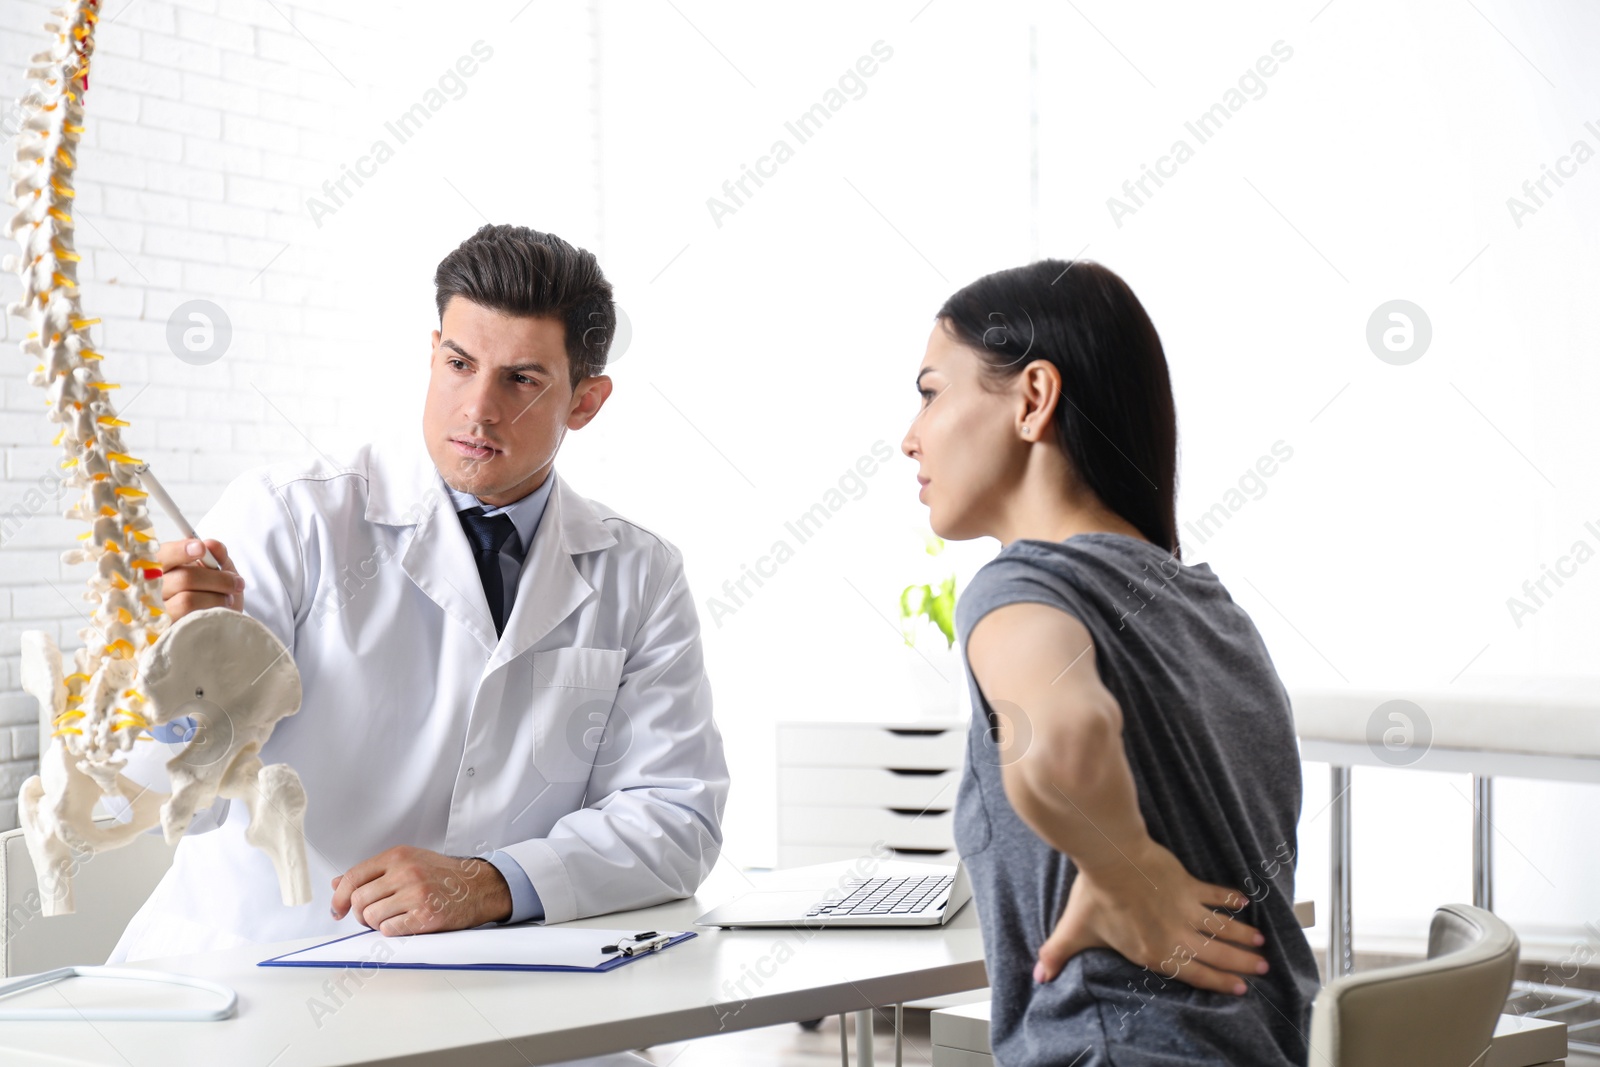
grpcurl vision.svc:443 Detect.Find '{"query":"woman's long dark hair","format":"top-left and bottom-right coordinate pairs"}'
top-left (937, 259), bottom-right (1180, 558)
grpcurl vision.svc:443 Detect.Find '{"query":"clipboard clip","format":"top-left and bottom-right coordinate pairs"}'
top-left (601, 931), bottom-right (673, 957)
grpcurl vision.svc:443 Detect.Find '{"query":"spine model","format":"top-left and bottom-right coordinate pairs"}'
top-left (4, 4), bottom-right (168, 791)
top-left (4, 1), bottom-right (311, 915)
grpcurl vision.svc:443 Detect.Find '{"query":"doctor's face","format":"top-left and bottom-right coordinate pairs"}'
top-left (423, 297), bottom-right (612, 507)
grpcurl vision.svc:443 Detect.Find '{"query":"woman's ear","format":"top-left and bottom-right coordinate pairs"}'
top-left (1016, 359), bottom-right (1062, 441)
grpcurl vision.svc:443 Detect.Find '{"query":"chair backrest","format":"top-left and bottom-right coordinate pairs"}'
top-left (1307, 904), bottom-right (1519, 1067)
top-left (0, 825), bottom-right (177, 977)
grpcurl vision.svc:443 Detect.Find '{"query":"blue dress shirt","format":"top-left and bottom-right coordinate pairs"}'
top-left (445, 471), bottom-right (556, 925)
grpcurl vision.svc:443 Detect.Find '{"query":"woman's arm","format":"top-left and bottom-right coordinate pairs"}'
top-left (967, 601), bottom-right (1146, 870)
top-left (966, 602), bottom-right (1268, 995)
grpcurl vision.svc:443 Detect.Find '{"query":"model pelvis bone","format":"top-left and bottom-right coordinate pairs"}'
top-left (17, 607), bottom-right (311, 916)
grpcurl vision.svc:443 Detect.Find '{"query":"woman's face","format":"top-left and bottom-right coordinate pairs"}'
top-left (902, 319), bottom-right (1028, 542)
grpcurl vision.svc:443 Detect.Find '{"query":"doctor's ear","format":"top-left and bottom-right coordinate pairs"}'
top-left (567, 375), bottom-right (613, 430)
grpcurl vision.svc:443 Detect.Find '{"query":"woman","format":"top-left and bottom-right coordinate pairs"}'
top-left (902, 260), bottom-right (1321, 1066)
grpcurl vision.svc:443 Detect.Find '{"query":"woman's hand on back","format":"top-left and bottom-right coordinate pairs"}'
top-left (1034, 834), bottom-right (1268, 996)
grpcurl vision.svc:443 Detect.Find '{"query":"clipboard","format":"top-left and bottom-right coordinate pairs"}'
top-left (259, 926), bottom-right (697, 973)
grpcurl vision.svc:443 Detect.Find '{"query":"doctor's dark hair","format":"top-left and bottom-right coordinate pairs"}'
top-left (433, 224), bottom-right (616, 389)
top-left (936, 259), bottom-right (1181, 558)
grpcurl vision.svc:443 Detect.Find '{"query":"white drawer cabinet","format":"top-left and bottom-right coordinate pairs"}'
top-left (776, 721), bottom-right (966, 869)
top-left (778, 805), bottom-right (956, 849)
top-left (777, 721), bottom-right (965, 769)
top-left (778, 766), bottom-right (962, 809)
top-left (931, 999), bottom-right (994, 1066)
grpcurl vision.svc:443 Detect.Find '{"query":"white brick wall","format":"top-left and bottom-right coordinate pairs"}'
top-left (0, 0), bottom-right (405, 830)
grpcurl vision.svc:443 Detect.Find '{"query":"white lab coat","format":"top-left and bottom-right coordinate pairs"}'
top-left (109, 435), bottom-right (729, 964)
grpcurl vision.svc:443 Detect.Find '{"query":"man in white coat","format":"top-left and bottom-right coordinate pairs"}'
top-left (110, 225), bottom-right (729, 1066)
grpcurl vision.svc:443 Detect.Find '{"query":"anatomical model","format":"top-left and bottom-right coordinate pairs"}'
top-left (3, 0), bottom-right (310, 915)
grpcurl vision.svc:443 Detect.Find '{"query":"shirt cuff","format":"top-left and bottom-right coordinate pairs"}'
top-left (481, 849), bottom-right (545, 924)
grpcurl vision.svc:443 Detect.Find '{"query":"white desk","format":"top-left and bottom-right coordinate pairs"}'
top-left (0, 860), bottom-right (986, 1067)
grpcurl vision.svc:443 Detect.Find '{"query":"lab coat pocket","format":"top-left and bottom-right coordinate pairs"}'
top-left (530, 646), bottom-right (627, 690)
top-left (529, 646), bottom-right (627, 787)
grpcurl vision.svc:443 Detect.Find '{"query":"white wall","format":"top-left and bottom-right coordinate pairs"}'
top-left (3, 0), bottom-right (1595, 960)
top-left (1027, 0), bottom-right (1600, 960)
top-left (568, 0), bottom-right (1600, 960)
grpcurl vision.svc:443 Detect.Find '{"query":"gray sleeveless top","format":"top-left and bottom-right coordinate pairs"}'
top-left (953, 533), bottom-right (1320, 1066)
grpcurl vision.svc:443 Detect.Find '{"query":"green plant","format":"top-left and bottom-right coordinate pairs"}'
top-left (899, 534), bottom-right (957, 649)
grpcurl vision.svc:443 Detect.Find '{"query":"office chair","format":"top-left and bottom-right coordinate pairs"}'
top-left (1307, 903), bottom-right (1520, 1067)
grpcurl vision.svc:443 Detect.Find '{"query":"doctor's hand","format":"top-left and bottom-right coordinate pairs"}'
top-left (155, 537), bottom-right (246, 622)
top-left (1033, 835), bottom-right (1267, 996)
top-left (330, 845), bottom-right (513, 935)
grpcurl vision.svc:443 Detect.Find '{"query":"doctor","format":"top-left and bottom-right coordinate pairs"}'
top-left (110, 224), bottom-right (730, 1026)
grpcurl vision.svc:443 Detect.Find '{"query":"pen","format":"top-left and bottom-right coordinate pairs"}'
top-left (601, 932), bottom-right (671, 955)
top-left (619, 934), bottom-right (673, 957)
top-left (131, 462), bottom-right (222, 570)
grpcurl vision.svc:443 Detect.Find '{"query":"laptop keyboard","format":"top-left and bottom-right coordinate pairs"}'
top-left (805, 873), bottom-right (953, 917)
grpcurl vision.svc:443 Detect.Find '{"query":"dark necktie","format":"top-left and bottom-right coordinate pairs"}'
top-left (457, 506), bottom-right (520, 637)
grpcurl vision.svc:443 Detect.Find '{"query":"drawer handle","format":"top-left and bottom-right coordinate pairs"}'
top-left (889, 807), bottom-right (950, 817)
top-left (885, 847), bottom-right (951, 857)
top-left (886, 728), bottom-right (949, 737)
top-left (886, 768), bottom-right (948, 777)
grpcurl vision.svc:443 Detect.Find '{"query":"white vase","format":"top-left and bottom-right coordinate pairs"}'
top-left (906, 642), bottom-right (966, 721)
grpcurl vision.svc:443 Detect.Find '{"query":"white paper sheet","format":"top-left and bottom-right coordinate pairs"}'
top-left (263, 926), bottom-right (690, 970)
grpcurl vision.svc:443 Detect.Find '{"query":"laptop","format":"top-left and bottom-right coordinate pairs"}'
top-left (694, 861), bottom-right (972, 928)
